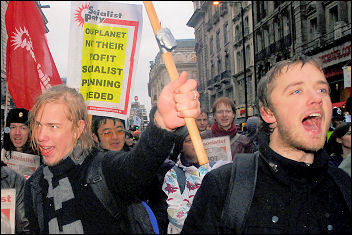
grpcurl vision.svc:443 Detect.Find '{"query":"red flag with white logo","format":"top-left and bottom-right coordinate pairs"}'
top-left (5, 1), bottom-right (62, 110)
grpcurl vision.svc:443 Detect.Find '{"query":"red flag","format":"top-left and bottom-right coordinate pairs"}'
top-left (5, 1), bottom-right (62, 110)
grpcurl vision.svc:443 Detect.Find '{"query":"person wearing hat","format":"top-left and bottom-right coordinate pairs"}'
top-left (3, 108), bottom-right (35, 155)
top-left (325, 122), bottom-right (351, 168)
top-left (162, 125), bottom-right (227, 234)
top-left (327, 107), bottom-right (345, 142)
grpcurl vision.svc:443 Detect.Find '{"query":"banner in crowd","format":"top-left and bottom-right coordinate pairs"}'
top-left (202, 136), bottom-right (232, 162)
top-left (67, 1), bottom-right (143, 119)
top-left (5, 1), bottom-right (62, 110)
top-left (1, 189), bottom-right (16, 234)
top-left (1, 150), bottom-right (41, 179)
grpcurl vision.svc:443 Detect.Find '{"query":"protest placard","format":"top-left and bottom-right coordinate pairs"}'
top-left (202, 136), bottom-right (232, 162)
top-left (67, 1), bottom-right (143, 120)
top-left (1, 189), bottom-right (16, 234)
top-left (1, 150), bottom-right (40, 179)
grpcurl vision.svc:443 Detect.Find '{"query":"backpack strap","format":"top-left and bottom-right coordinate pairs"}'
top-left (173, 165), bottom-right (186, 194)
top-left (327, 167), bottom-right (351, 213)
top-left (221, 151), bottom-right (259, 234)
top-left (141, 201), bottom-right (159, 234)
top-left (173, 161), bottom-right (216, 194)
top-left (86, 152), bottom-right (121, 220)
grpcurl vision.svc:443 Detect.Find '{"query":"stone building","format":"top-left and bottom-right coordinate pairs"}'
top-left (253, 1), bottom-right (351, 106)
top-left (187, 1), bottom-right (255, 124)
top-left (148, 39), bottom-right (198, 107)
top-left (187, 1), bottom-right (351, 124)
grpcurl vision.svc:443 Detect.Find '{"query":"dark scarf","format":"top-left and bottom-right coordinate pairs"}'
top-left (211, 122), bottom-right (238, 138)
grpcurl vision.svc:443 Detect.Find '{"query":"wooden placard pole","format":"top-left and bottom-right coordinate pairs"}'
top-left (143, 1), bottom-right (209, 165)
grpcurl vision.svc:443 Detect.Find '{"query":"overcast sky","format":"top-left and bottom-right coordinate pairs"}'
top-left (40, 1), bottom-right (195, 114)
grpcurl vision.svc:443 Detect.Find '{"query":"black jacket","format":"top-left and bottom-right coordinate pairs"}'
top-left (182, 134), bottom-right (351, 234)
top-left (24, 121), bottom-right (177, 234)
top-left (1, 161), bottom-right (30, 234)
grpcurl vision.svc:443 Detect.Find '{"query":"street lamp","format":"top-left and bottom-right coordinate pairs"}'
top-left (213, 1), bottom-right (248, 120)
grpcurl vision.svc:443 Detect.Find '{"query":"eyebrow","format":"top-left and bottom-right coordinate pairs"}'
top-left (283, 80), bottom-right (329, 93)
top-left (102, 126), bottom-right (124, 131)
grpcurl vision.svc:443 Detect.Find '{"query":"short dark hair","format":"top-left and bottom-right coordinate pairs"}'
top-left (212, 97), bottom-right (236, 114)
top-left (326, 122), bottom-right (351, 156)
top-left (257, 54), bottom-right (324, 134)
top-left (92, 116), bottom-right (125, 141)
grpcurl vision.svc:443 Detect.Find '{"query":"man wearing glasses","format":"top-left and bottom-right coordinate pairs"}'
top-left (201, 97), bottom-right (252, 160)
top-left (92, 116), bottom-right (131, 152)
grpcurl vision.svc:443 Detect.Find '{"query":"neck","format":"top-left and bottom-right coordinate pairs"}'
top-left (269, 134), bottom-right (314, 164)
top-left (342, 146), bottom-right (351, 159)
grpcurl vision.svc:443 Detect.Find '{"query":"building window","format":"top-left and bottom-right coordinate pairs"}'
top-left (216, 30), bottom-right (221, 51)
top-left (225, 52), bottom-right (230, 71)
top-left (244, 16), bottom-right (249, 35)
top-left (256, 32), bottom-right (262, 51)
top-left (329, 5), bottom-right (338, 32)
top-left (217, 58), bottom-right (222, 75)
top-left (235, 25), bottom-right (240, 42)
top-left (211, 61), bottom-right (215, 79)
top-left (247, 76), bottom-right (252, 103)
top-left (245, 45), bottom-right (251, 66)
top-left (210, 36), bottom-right (214, 55)
top-left (283, 16), bottom-right (289, 36)
top-left (224, 23), bottom-right (229, 44)
top-left (226, 87), bottom-right (233, 100)
top-left (264, 28), bottom-right (269, 48)
top-left (274, 20), bottom-right (280, 41)
top-left (237, 51), bottom-right (242, 72)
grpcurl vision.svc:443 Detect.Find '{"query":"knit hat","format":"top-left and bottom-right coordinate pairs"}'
top-left (246, 116), bottom-right (259, 135)
top-left (5, 108), bottom-right (29, 127)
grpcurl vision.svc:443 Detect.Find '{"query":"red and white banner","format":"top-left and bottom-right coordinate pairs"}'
top-left (5, 1), bottom-right (62, 110)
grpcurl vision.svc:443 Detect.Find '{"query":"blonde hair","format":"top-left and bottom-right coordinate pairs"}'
top-left (29, 85), bottom-right (95, 153)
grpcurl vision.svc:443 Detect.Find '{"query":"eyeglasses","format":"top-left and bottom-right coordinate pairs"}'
top-left (99, 129), bottom-right (125, 137)
top-left (215, 110), bottom-right (233, 115)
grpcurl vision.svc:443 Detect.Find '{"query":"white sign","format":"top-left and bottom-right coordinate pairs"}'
top-left (1, 189), bottom-right (16, 234)
top-left (67, 1), bottom-right (143, 120)
top-left (202, 136), bottom-right (232, 162)
top-left (1, 150), bottom-right (40, 179)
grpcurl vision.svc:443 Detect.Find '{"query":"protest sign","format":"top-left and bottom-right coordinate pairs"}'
top-left (1, 150), bottom-right (40, 179)
top-left (202, 136), bottom-right (232, 162)
top-left (1, 189), bottom-right (16, 234)
top-left (67, 1), bottom-right (143, 119)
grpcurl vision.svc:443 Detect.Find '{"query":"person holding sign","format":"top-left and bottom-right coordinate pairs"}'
top-left (182, 55), bottom-right (351, 234)
top-left (1, 161), bottom-right (30, 233)
top-left (24, 71), bottom-right (200, 234)
top-left (3, 108), bottom-right (36, 155)
top-left (201, 97), bottom-right (252, 160)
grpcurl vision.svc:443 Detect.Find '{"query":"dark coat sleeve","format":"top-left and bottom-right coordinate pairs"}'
top-left (103, 119), bottom-right (177, 201)
top-left (181, 163), bottom-right (232, 234)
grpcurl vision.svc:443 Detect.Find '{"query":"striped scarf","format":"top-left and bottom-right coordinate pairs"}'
top-left (42, 147), bottom-right (88, 234)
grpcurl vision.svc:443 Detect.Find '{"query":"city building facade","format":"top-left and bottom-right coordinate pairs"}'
top-left (187, 1), bottom-right (351, 124)
top-left (148, 39), bottom-right (198, 106)
top-left (187, 1), bottom-right (255, 124)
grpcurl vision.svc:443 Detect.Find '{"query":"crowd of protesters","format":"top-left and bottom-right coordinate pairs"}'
top-left (1, 55), bottom-right (351, 234)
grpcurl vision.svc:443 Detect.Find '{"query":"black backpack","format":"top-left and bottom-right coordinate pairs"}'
top-left (86, 152), bottom-right (159, 234)
top-left (220, 151), bottom-right (351, 234)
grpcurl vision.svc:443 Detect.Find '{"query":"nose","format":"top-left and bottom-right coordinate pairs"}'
top-left (309, 89), bottom-right (323, 106)
top-left (14, 127), bottom-right (22, 135)
top-left (36, 126), bottom-right (48, 142)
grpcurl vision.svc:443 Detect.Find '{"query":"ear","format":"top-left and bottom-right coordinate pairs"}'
top-left (336, 138), bottom-right (342, 144)
top-left (92, 133), bottom-right (99, 143)
top-left (73, 120), bottom-right (86, 140)
top-left (260, 106), bottom-right (276, 124)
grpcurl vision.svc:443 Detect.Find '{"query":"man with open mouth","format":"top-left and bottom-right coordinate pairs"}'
top-left (182, 55), bottom-right (351, 234)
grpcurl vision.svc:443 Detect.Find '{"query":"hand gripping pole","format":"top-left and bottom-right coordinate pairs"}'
top-left (143, 1), bottom-right (209, 165)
